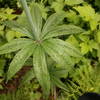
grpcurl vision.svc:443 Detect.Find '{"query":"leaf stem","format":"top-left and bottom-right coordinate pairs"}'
top-left (19, 0), bottom-right (39, 40)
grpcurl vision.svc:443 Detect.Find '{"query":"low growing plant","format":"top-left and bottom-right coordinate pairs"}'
top-left (0, 0), bottom-right (84, 99)
top-left (59, 62), bottom-right (100, 100)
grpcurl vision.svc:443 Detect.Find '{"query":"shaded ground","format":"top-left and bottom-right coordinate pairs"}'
top-left (0, 66), bottom-right (32, 94)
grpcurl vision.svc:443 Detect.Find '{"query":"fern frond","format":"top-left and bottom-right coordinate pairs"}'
top-left (63, 65), bottom-right (100, 100)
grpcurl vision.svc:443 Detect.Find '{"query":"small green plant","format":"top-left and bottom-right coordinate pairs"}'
top-left (58, 59), bottom-right (100, 100)
top-left (0, 0), bottom-right (84, 99)
top-left (0, 87), bottom-right (31, 100)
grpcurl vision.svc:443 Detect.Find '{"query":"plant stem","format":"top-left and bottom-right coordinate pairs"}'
top-left (54, 87), bottom-right (57, 100)
top-left (19, 0), bottom-right (39, 40)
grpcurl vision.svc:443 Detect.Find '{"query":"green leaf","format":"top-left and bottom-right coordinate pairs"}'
top-left (96, 31), bottom-right (100, 43)
top-left (7, 44), bottom-right (35, 80)
top-left (66, 35), bottom-right (79, 47)
top-left (89, 40), bottom-right (98, 50)
top-left (41, 12), bottom-right (65, 37)
top-left (90, 20), bottom-right (98, 30)
top-left (33, 45), bottom-right (50, 98)
top-left (17, 12), bottom-right (33, 34)
top-left (3, 20), bottom-right (33, 39)
top-left (43, 25), bottom-right (84, 40)
top-left (0, 38), bottom-right (33, 54)
top-left (89, 14), bottom-right (100, 30)
top-left (66, 10), bottom-right (80, 24)
top-left (0, 59), bottom-right (6, 69)
top-left (0, 8), bottom-right (17, 20)
top-left (6, 30), bottom-right (15, 42)
top-left (74, 5), bottom-right (95, 21)
top-left (35, 3), bottom-right (48, 19)
top-left (49, 67), bottom-right (68, 78)
top-left (51, 75), bottom-right (68, 91)
top-left (51, 0), bottom-right (64, 12)
top-left (65, 0), bottom-right (84, 6)
top-left (42, 39), bottom-right (73, 66)
top-left (20, 0), bottom-right (40, 40)
top-left (80, 42), bottom-right (90, 55)
top-left (0, 59), bottom-right (6, 76)
top-left (44, 38), bottom-right (82, 57)
top-left (31, 3), bottom-right (42, 35)
top-left (59, 39), bottom-right (82, 57)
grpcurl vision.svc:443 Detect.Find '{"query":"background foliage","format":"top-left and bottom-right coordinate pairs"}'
top-left (0, 0), bottom-right (100, 100)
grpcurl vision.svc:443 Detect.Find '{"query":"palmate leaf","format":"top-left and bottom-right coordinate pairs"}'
top-left (33, 45), bottom-right (50, 98)
top-left (3, 21), bottom-right (34, 39)
top-left (7, 44), bottom-right (36, 80)
top-left (0, 38), bottom-right (33, 54)
top-left (43, 25), bottom-right (84, 40)
top-left (30, 3), bottom-right (42, 35)
top-left (41, 12), bottom-right (66, 37)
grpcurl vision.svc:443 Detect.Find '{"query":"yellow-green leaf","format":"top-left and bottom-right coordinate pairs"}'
top-left (65, 0), bottom-right (84, 6)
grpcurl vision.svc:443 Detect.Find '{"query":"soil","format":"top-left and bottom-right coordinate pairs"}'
top-left (0, 66), bottom-right (32, 94)
top-left (0, 66), bottom-right (57, 100)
